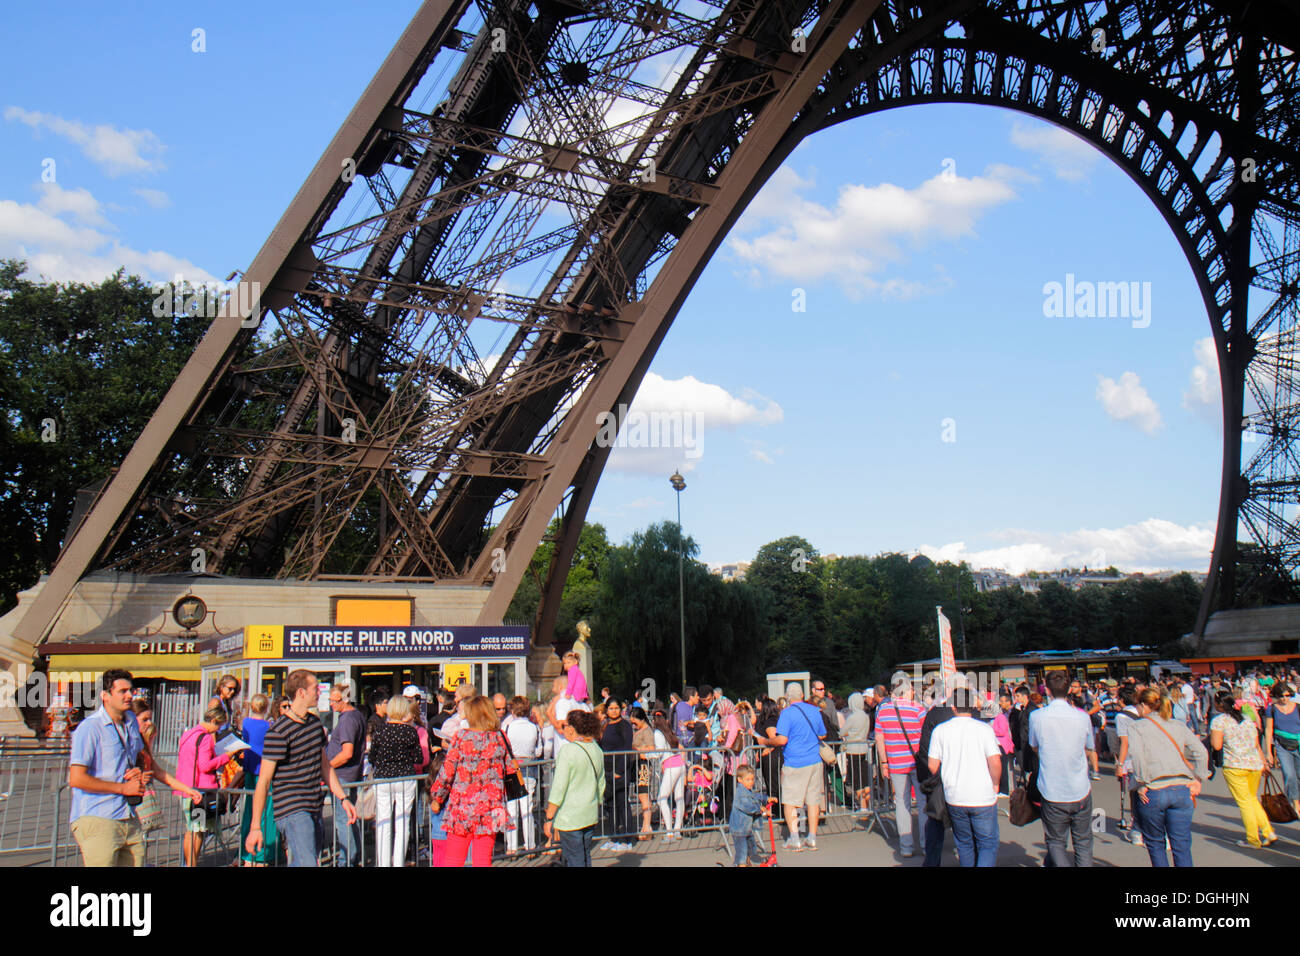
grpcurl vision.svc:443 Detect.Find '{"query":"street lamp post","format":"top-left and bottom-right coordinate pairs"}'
top-left (670, 471), bottom-right (687, 693)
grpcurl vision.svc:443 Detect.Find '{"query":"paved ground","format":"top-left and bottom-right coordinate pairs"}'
top-left (560, 764), bottom-right (1300, 868)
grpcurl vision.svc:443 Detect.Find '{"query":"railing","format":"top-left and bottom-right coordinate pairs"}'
top-left (15, 737), bottom-right (912, 866)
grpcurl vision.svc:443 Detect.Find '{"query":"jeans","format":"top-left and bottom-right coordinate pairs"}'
top-left (1041, 793), bottom-right (1094, 867)
top-left (374, 778), bottom-right (417, 867)
top-left (732, 829), bottom-right (758, 865)
top-left (948, 804), bottom-right (999, 867)
top-left (921, 815), bottom-right (946, 867)
top-left (559, 825), bottom-right (594, 867)
top-left (890, 769), bottom-right (924, 853)
top-left (1275, 744), bottom-right (1300, 802)
top-left (333, 791), bottom-right (361, 866)
top-left (277, 811), bottom-right (320, 867)
top-left (1134, 785), bottom-right (1194, 867)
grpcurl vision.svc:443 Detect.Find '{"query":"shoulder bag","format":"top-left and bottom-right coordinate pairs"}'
top-left (498, 730), bottom-right (527, 801)
top-left (794, 704), bottom-right (837, 765)
top-left (1143, 715), bottom-right (1200, 806)
top-left (899, 709), bottom-right (948, 825)
top-left (187, 728), bottom-right (221, 822)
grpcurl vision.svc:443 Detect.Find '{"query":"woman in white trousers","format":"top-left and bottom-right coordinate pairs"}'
top-left (369, 695), bottom-right (422, 867)
top-left (653, 717), bottom-right (686, 840)
top-left (504, 697), bottom-right (541, 853)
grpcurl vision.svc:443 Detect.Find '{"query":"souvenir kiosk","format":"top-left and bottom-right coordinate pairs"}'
top-left (200, 624), bottom-right (530, 731)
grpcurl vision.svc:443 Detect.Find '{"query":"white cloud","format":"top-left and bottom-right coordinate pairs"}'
top-left (1183, 336), bottom-right (1219, 415)
top-left (919, 517), bottom-right (1214, 574)
top-left (627, 372), bottom-right (782, 426)
top-left (36, 183), bottom-right (109, 226)
top-left (5, 107), bottom-right (166, 176)
top-left (728, 164), bottom-right (1021, 298)
top-left (1096, 371), bottom-right (1163, 434)
top-left (605, 372), bottom-right (783, 475)
top-left (0, 192), bottom-right (216, 285)
top-left (132, 187), bottom-right (172, 209)
top-left (1010, 119), bottom-right (1099, 182)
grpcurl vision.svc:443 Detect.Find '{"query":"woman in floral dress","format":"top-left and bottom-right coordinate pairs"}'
top-left (429, 694), bottom-right (518, 867)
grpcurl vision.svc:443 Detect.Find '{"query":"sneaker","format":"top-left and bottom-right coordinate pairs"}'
top-left (782, 836), bottom-right (804, 852)
top-left (900, 847), bottom-right (914, 858)
top-left (1117, 820), bottom-right (1131, 832)
top-left (805, 836), bottom-right (817, 850)
top-left (1235, 839), bottom-right (1261, 849)
top-left (1130, 832), bottom-right (1143, 847)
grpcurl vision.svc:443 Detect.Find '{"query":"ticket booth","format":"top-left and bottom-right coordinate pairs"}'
top-left (201, 624), bottom-right (530, 730)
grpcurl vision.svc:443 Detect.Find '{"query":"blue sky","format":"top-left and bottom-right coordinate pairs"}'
top-left (1, 2), bottom-right (1226, 575)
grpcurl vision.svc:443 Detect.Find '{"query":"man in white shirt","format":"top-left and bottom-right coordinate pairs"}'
top-left (928, 691), bottom-right (1002, 867)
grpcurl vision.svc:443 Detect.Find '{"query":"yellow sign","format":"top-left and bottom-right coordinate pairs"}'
top-left (244, 625), bottom-right (285, 659)
top-left (443, 662), bottom-right (472, 690)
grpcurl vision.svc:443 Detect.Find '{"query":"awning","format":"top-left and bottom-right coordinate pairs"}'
top-left (45, 654), bottom-right (200, 682)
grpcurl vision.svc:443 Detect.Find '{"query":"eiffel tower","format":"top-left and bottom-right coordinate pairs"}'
top-left (6, 1), bottom-right (1300, 711)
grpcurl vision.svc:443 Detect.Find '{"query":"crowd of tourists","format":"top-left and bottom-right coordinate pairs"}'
top-left (66, 659), bottom-right (1300, 868)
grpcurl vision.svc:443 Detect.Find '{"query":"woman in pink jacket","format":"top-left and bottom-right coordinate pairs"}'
top-left (177, 707), bottom-right (230, 866)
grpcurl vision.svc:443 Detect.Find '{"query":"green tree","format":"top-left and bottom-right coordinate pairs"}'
top-left (747, 535), bottom-right (827, 674)
top-left (0, 261), bottom-right (209, 613)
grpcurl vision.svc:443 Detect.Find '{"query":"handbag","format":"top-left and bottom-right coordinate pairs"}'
top-left (1261, 770), bottom-right (1298, 823)
top-left (358, 782), bottom-right (377, 822)
top-left (1009, 784), bottom-right (1040, 825)
top-left (499, 731), bottom-right (527, 801)
top-left (135, 788), bottom-right (165, 832)
top-left (793, 704), bottom-right (836, 764)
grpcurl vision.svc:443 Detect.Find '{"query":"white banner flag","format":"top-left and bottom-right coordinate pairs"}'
top-left (937, 606), bottom-right (956, 680)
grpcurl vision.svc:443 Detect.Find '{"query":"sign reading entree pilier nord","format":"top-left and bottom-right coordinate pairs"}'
top-left (242, 625), bottom-right (529, 659)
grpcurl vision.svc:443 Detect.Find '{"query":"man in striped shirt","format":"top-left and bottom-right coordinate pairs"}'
top-left (246, 670), bottom-right (356, 867)
top-left (875, 676), bottom-right (928, 857)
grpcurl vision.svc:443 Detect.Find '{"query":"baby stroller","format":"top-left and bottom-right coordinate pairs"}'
top-left (684, 757), bottom-right (724, 832)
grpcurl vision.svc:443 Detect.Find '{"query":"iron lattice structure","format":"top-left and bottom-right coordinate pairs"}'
top-left (13, 0), bottom-right (1300, 658)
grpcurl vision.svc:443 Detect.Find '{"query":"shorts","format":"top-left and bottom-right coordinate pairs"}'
top-left (180, 795), bottom-right (216, 834)
top-left (72, 815), bottom-right (145, 867)
top-left (636, 761), bottom-right (651, 795)
top-left (780, 762), bottom-right (824, 809)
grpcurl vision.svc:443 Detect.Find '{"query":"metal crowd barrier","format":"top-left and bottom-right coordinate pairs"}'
top-left (31, 735), bottom-right (942, 866)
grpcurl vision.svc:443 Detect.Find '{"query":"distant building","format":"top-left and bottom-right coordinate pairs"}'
top-left (710, 561), bottom-right (750, 582)
top-left (970, 567), bottom-right (1205, 594)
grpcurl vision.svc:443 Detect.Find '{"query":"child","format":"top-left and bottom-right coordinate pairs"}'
top-left (729, 765), bottom-right (766, 866)
top-left (562, 651), bottom-right (589, 704)
top-left (691, 704), bottom-right (710, 753)
top-left (425, 748), bottom-right (448, 866)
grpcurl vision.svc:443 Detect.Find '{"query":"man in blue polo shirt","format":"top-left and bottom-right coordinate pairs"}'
top-left (68, 668), bottom-right (199, 866)
top-left (1028, 669), bottom-right (1099, 867)
top-left (770, 683), bottom-right (827, 851)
